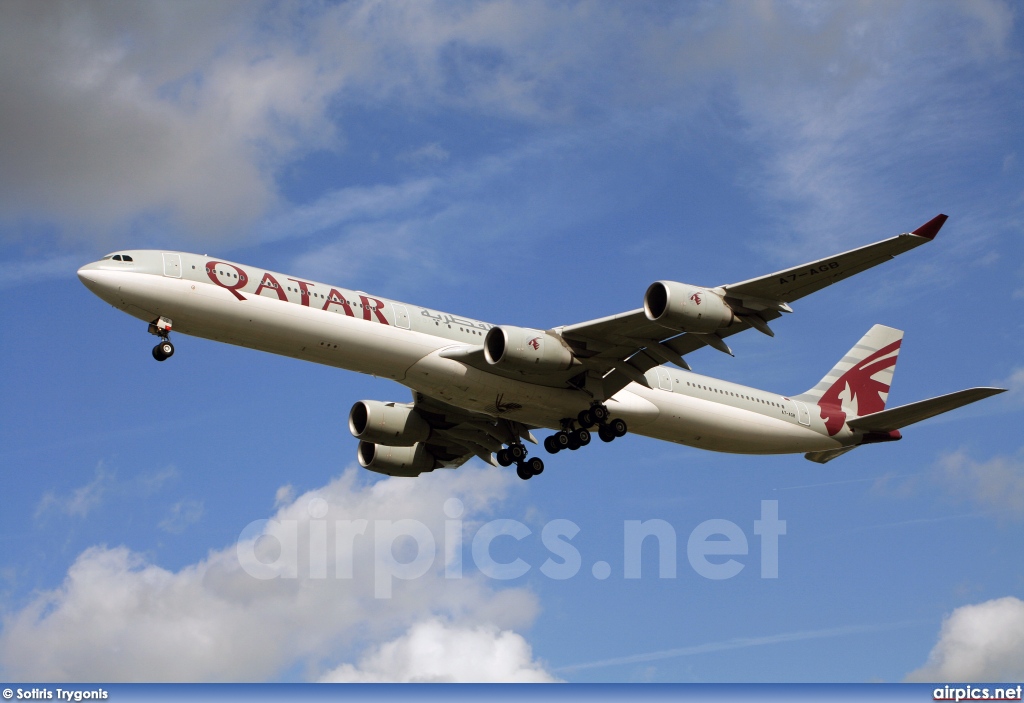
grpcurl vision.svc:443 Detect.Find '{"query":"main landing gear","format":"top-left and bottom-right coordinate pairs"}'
top-left (148, 317), bottom-right (175, 362)
top-left (496, 442), bottom-right (545, 481)
top-left (544, 404), bottom-right (628, 455)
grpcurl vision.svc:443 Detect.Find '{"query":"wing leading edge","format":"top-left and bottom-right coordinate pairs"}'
top-left (723, 214), bottom-right (948, 305)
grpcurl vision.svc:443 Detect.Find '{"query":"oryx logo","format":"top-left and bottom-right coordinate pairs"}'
top-left (817, 340), bottom-right (901, 436)
top-left (528, 337), bottom-right (541, 350)
top-left (690, 292), bottom-right (702, 305)
top-left (494, 393), bottom-right (523, 414)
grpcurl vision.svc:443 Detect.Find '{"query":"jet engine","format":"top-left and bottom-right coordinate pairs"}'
top-left (484, 326), bottom-right (578, 374)
top-left (349, 400), bottom-right (431, 446)
top-left (357, 441), bottom-right (438, 477)
top-left (643, 281), bottom-right (736, 333)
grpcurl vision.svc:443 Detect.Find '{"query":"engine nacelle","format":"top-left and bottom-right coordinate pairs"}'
top-left (484, 326), bottom-right (577, 374)
top-left (643, 281), bottom-right (736, 333)
top-left (357, 441), bottom-right (437, 477)
top-left (349, 400), bottom-right (431, 446)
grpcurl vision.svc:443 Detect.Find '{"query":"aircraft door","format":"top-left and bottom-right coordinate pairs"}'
top-left (656, 367), bottom-right (673, 391)
top-left (162, 253), bottom-right (182, 278)
top-left (393, 304), bottom-right (411, 329)
top-left (795, 400), bottom-right (810, 426)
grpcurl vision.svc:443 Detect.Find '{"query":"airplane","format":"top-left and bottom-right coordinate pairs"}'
top-left (77, 214), bottom-right (1005, 480)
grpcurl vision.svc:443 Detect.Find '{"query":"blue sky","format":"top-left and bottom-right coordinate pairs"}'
top-left (1, 0), bottom-right (1023, 683)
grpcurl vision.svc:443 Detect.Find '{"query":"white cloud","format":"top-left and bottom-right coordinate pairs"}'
top-left (134, 466), bottom-right (179, 497)
top-left (257, 177), bottom-right (440, 244)
top-left (935, 448), bottom-right (1024, 519)
top-left (320, 618), bottom-right (558, 682)
top-left (1000, 367), bottom-right (1024, 404)
top-left (35, 464), bottom-right (182, 522)
top-left (701, 0), bottom-right (1016, 258)
top-left (0, 1), bottom-right (337, 241)
top-left (0, 255), bottom-right (83, 290)
top-left (158, 500), bottom-right (204, 534)
top-left (0, 466), bottom-right (542, 682)
top-left (35, 464), bottom-right (114, 519)
top-left (273, 484), bottom-right (296, 508)
top-left (2, 0), bottom-right (1016, 283)
top-left (907, 596), bottom-right (1024, 681)
top-left (399, 143), bottom-right (451, 164)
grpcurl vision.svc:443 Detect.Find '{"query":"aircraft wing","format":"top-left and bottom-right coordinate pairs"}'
top-left (411, 392), bottom-right (538, 468)
top-left (721, 214), bottom-right (947, 305)
top-left (555, 215), bottom-right (947, 398)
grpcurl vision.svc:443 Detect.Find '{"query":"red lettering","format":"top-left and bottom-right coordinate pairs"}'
top-left (323, 288), bottom-right (355, 317)
top-left (359, 295), bottom-right (389, 324)
top-left (254, 272), bottom-right (287, 301)
top-left (206, 261), bottom-right (248, 300)
top-left (288, 278), bottom-right (315, 307)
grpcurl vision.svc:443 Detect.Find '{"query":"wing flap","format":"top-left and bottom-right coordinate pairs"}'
top-left (847, 387), bottom-right (1006, 432)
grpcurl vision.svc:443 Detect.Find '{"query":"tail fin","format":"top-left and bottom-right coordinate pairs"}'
top-left (795, 324), bottom-right (904, 436)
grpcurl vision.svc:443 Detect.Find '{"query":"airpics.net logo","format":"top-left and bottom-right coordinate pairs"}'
top-left (235, 500), bottom-right (786, 598)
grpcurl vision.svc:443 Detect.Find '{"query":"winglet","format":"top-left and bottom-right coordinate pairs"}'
top-left (911, 213), bottom-right (948, 240)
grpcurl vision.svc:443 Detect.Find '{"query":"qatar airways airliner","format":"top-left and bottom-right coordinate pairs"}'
top-left (78, 214), bottom-right (1004, 479)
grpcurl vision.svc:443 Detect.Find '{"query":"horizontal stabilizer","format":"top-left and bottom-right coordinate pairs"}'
top-left (804, 446), bottom-right (859, 464)
top-left (847, 387), bottom-right (1006, 433)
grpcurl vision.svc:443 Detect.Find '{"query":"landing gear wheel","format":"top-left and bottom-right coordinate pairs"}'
top-left (516, 463), bottom-right (533, 480)
top-left (567, 433), bottom-right (581, 450)
top-left (591, 405), bottom-right (609, 423)
top-left (497, 448), bottom-right (514, 467)
top-left (509, 444), bottom-right (527, 461)
top-left (610, 418), bottom-right (628, 437)
top-left (575, 428), bottom-right (591, 446)
top-left (553, 432), bottom-right (571, 451)
top-left (544, 436), bottom-right (560, 454)
top-left (577, 409), bottom-right (595, 429)
top-left (527, 457), bottom-right (544, 475)
top-left (152, 341), bottom-right (174, 361)
top-left (599, 425), bottom-right (616, 443)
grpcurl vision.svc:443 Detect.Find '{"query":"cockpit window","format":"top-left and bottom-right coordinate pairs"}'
top-left (110, 254), bottom-right (134, 262)
top-left (122, 255), bottom-right (133, 262)
top-left (112, 255), bottom-right (122, 261)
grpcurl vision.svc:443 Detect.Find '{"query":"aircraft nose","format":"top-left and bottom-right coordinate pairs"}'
top-left (77, 264), bottom-right (103, 288)
top-left (76, 263), bottom-right (116, 296)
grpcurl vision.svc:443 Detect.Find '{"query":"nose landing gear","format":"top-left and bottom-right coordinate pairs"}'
top-left (148, 317), bottom-right (175, 362)
top-left (152, 340), bottom-right (175, 361)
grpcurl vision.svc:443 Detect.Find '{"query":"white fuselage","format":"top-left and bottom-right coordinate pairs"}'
top-left (77, 250), bottom-right (847, 455)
